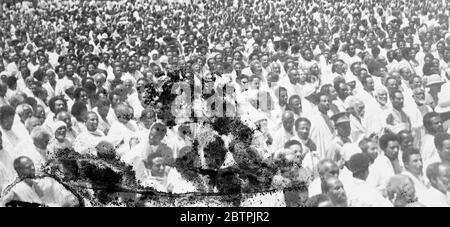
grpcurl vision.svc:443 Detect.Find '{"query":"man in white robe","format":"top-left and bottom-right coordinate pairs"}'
top-left (345, 153), bottom-right (393, 207)
top-left (0, 131), bottom-right (16, 193)
top-left (106, 104), bottom-right (140, 157)
top-left (16, 126), bottom-right (51, 170)
top-left (421, 113), bottom-right (445, 172)
top-left (421, 162), bottom-right (450, 207)
top-left (122, 123), bottom-right (174, 180)
top-left (73, 112), bottom-right (106, 156)
top-left (367, 134), bottom-right (402, 194)
top-left (0, 156), bottom-right (79, 207)
top-left (309, 94), bottom-right (335, 160)
top-left (401, 148), bottom-right (431, 205)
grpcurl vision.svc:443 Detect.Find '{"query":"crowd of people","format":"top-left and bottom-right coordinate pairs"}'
top-left (0, 0), bottom-right (450, 206)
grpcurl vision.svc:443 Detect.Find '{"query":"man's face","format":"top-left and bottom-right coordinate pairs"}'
top-left (348, 45), bottom-right (356, 56)
top-left (287, 144), bottom-right (303, 157)
top-left (261, 56), bottom-right (269, 68)
top-left (400, 69), bottom-right (412, 81)
top-left (392, 92), bottom-right (404, 110)
top-left (54, 100), bottom-right (67, 113)
top-left (318, 95), bottom-right (330, 112)
top-left (436, 165), bottom-right (450, 192)
top-left (150, 157), bottom-right (166, 177)
top-left (250, 78), bottom-right (260, 90)
top-left (366, 141), bottom-right (379, 163)
top-left (279, 90), bottom-right (288, 106)
top-left (327, 178), bottom-right (347, 205)
top-left (296, 121), bottom-right (311, 140)
top-left (364, 77), bottom-right (375, 92)
top-left (429, 116), bottom-right (444, 134)
top-left (282, 115), bottom-right (294, 132)
top-left (400, 133), bottom-right (414, 151)
top-left (387, 79), bottom-right (398, 91)
top-left (337, 83), bottom-right (349, 100)
top-left (66, 65), bottom-right (75, 77)
top-left (288, 70), bottom-right (300, 84)
top-left (304, 50), bottom-right (313, 61)
top-left (320, 163), bottom-right (340, 180)
top-left (18, 158), bottom-right (36, 178)
top-left (410, 77), bottom-right (422, 89)
top-left (384, 140), bottom-right (400, 161)
top-left (289, 98), bottom-right (302, 115)
top-left (86, 113), bottom-right (99, 132)
top-left (405, 154), bottom-right (423, 176)
top-left (336, 122), bottom-right (351, 138)
top-left (1, 115), bottom-right (14, 131)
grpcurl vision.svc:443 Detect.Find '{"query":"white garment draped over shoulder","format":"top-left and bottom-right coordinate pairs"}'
top-left (73, 130), bottom-right (106, 156)
top-left (0, 177), bottom-right (78, 207)
top-left (309, 109), bottom-right (334, 160)
top-left (107, 120), bottom-right (139, 157)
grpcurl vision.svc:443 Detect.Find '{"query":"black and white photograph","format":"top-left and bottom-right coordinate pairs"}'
top-left (0, 0), bottom-right (449, 210)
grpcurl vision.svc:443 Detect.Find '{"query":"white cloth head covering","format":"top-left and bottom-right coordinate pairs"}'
top-left (51, 121), bottom-right (67, 137)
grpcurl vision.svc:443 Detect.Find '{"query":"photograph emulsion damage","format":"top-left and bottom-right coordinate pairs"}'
top-left (0, 0), bottom-right (449, 208)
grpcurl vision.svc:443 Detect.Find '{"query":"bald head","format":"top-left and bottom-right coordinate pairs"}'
top-left (282, 111), bottom-right (295, 132)
top-left (318, 159), bottom-right (339, 180)
top-left (321, 176), bottom-right (347, 206)
top-left (57, 111), bottom-right (72, 128)
top-left (14, 156), bottom-right (36, 179)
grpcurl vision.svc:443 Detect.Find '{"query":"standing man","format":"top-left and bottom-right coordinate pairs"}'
top-left (309, 92), bottom-right (335, 159)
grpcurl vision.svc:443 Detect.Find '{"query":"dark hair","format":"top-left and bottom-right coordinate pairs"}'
top-left (83, 81), bottom-right (97, 94)
top-left (358, 138), bottom-right (373, 154)
top-left (48, 96), bottom-right (67, 114)
top-left (389, 89), bottom-right (403, 100)
top-left (24, 97), bottom-right (38, 111)
top-left (348, 153), bottom-right (370, 177)
top-left (73, 88), bottom-right (87, 100)
top-left (96, 97), bottom-right (111, 108)
top-left (402, 147), bottom-right (421, 165)
top-left (294, 117), bottom-right (311, 130)
top-left (397, 130), bottom-right (412, 143)
top-left (361, 75), bottom-right (373, 85)
top-left (379, 134), bottom-right (399, 151)
top-left (284, 140), bottom-right (302, 149)
top-left (288, 95), bottom-right (301, 104)
top-left (5, 76), bottom-right (17, 89)
top-left (71, 102), bottom-right (88, 121)
top-left (0, 105), bottom-right (16, 119)
top-left (423, 112), bottom-right (440, 132)
top-left (33, 69), bottom-right (45, 82)
top-left (434, 133), bottom-right (450, 151)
